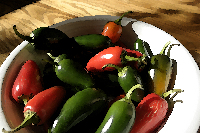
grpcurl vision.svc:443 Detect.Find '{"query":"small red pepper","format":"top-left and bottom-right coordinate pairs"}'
top-left (86, 46), bottom-right (145, 73)
top-left (130, 89), bottom-right (183, 133)
top-left (12, 60), bottom-right (43, 104)
top-left (101, 11), bottom-right (132, 43)
top-left (2, 86), bottom-right (66, 133)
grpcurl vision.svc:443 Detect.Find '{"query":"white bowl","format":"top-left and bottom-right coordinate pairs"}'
top-left (1, 15), bottom-right (200, 133)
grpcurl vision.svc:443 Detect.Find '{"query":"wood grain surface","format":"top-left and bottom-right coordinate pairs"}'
top-left (0, 0), bottom-right (200, 132)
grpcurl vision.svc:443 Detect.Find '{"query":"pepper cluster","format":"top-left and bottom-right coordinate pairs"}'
top-left (2, 11), bottom-right (183, 133)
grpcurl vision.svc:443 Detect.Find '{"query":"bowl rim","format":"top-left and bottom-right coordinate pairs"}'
top-left (1, 15), bottom-right (200, 133)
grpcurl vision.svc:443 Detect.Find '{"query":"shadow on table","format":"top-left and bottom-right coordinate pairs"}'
top-left (0, 0), bottom-right (40, 17)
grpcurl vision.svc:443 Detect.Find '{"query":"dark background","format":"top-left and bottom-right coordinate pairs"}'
top-left (0, 0), bottom-right (39, 17)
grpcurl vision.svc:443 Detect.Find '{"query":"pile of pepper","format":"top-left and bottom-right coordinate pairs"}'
top-left (2, 11), bottom-right (184, 133)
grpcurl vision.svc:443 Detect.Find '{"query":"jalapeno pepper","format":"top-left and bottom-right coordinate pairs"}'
top-left (51, 88), bottom-right (107, 133)
top-left (92, 71), bottom-right (124, 97)
top-left (73, 34), bottom-right (111, 49)
top-left (151, 41), bottom-right (180, 96)
top-left (13, 25), bottom-right (79, 57)
top-left (101, 11), bottom-right (132, 43)
top-left (12, 60), bottom-right (43, 105)
top-left (130, 89), bottom-right (183, 133)
top-left (102, 64), bottom-right (144, 102)
top-left (2, 86), bottom-right (66, 133)
top-left (47, 53), bottom-right (94, 91)
top-left (86, 46), bottom-right (146, 73)
top-left (95, 84), bottom-right (143, 133)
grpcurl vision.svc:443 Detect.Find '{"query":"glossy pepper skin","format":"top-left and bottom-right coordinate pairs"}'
top-left (13, 25), bottom-right (79, 57)
top-left (55, 58), bottom-right (94, 90)
top-left (103, 64), bottom-right (144, 103)
top-left (48, 53), bottom-right (94, 91)
top-left (95, 84), bottom-right (142, 133)
top-left (2, 86), bottom-right (66, 133)
top-left (150, 42), bottom-right (180, 96)
top-left (51, 88), bottom-right (107, 133)
top-left (101, 11), bottom-right (132, 43)
top-left (130, 89), bottom-right (183, 133)
top-left (130, 93), bottom-right (168, 133)
top-left (86, 46), bottom-right (125, 72)
top-left (73, 34), bottom-right (111, 49)
top-left (86, 46), bottom-right (145, 73)
top-left (12, 60), bottom-right (43, 104)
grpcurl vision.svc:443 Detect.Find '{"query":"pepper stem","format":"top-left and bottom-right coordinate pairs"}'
top-left (47, 53), bottom-right (56, 60)
top-left (42, 59), bottom-right (58, 66)
top-left (13, 25), bottom-right (33, 43)
top-left (125, 54), bottom-right (147, 65)
top-left (114, 11), bottom-right (132, 25)
top-left (120, 84), bottom-right (143, 103)
top-left (2, 110), bottom-right (40, 133)
top-left (162, 89), bottom-right (184, 99)
top-left (102, 64), bottom-right (123, 72)
top-left (159, 41), bottom-right (171, 55)
top-left (167, 44), bottom-right (180, 57)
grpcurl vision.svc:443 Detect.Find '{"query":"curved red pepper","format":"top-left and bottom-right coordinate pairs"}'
top-left (24, 86), bottom-right (66, 125)
top-left (12, 60), bottom-right (43, 104)
top-left (86, 46), bottom-right (125, 72)
top-left (2, 86), bottom-right (66, 133)
top-left (86, 46), bottom-right (145, 73)
top-left (130, 93), bottom-right (168, 133)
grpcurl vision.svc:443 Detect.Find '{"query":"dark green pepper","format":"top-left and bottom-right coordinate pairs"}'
top-left (102, 64), bottom-right (144, 102)
top-left (134, 38), bottom-right (154, 58)
top-left (13, 25), bottom-right (80, 57)
top-left (93, 71), bottom-right (124, 97)
top-left (133, 39), bottom-right (145, 54)
top-left (95, 84), bottom-right (143, 133)
top-left (51, 88), bottom-right (107, 133)
top-left (150, 41), bottom-right (180, 96)
top-left (47, 53), bottom-right (94, 91)
top-left (73, 34), bottom-right (111, 49)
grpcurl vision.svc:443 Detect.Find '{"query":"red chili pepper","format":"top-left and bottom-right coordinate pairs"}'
top-left (130, 89), bottom-right (183, 133)
top-left (130, 93), bottom-right (168, 133)
top-left (12, 60), bottom-right (43, 104)
top-left (2, 86), bottom-right (66, 133)
top-left (86, 46), bottom-right (145, 73)
top-left (101, 11), bottom-right (132, 43)
top-left (86, 46), bottom-right (124, 72)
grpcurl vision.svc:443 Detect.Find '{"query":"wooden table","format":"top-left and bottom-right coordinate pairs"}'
top-left (0, 0), bottom-right (200, 132)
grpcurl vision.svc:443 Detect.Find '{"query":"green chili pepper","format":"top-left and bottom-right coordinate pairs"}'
top-left (150, 41), bottom-right (180, 96)
top-left (133, 39), bottom-right (146, 54)
top-left (95, 84), bottom-right (143, 133)
top-left (13, 25), bottom-right (68, 49)
top-left (102, 64), bottom-right (144, 102)
top-left (13, 25), bottom-right (80, 57)
top-left (47, 53), bottom-right (94, 91)
top-left (93, 71), bottom-right (124, 97)
top-left (73, 34), bottom-right (112, 49)
top-left (51, 88), bottom-right (107, 133)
